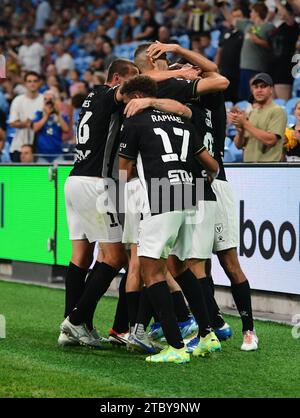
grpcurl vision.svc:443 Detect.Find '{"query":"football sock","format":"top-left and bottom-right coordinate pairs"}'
top-left (111, 271), bottom-right (129, 333)
top-left (135, 287), bottom-right (154, 330)
top-left (147, 281), bottom-right (184, 349)
top-left (207, 275), bottom-right (215, 295)
top-left (231, 280), bottom-right (254, 332)
top-left (69, 262), bottom-right (119, 326)
top-left (199, 277), bottom-right (225, 329)
top-left (175, 269), bottom-right (212, 338)
top-left (64, 262), bottom-right (88, 318)
top-left (172, 290), bottom-right (190, 322)
top-left (126, 291), bottom-right (141, 329)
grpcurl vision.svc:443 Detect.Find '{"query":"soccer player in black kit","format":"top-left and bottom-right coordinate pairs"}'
top-left (59, 59), bottom-right (139, 347)
top-left (119, 75), bottom-right (220, 364)
top-left (145, 41), bottom-right (258, 351)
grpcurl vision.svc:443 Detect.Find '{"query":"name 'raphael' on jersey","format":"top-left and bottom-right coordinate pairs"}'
top-left (157, 79), bottom-right (226, 181)
top-left (70, 85), bottom-right (123, 178)
top-left (119, 108), bottom-right (208, 215)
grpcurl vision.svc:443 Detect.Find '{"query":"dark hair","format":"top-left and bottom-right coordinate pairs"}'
top-left (251, 2), bottom-right (268, 20)
top-left (106, 59), bottom-right (138, 82)
top-left (71, 93), bottom-right (86, 108)
top-left (134, 43), bottom-right (152, 62)
top-left (21, 144), bottom-right (34, 152)
top-left (120, 75), bottom-right (158, 98)
top-left (24, 71), bottom-right (40, 81)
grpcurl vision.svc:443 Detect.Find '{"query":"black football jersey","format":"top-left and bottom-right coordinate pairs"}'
top-left (157, 79), bottom-right (226, 181)
top-left (119, 108), bottom-right (209, 215)
top-left (70, 85), bottom-right (123, 178)
top-left (190, 92), bottom-right (227, 181)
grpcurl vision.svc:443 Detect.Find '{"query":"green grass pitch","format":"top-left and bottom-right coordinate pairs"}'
top-left (0, 280), bottom-right (299, 398)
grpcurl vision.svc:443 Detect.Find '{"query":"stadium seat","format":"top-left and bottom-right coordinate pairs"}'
top-left (225, 101), bottom-right (233, 111)
top-left (274, 98), bottom-right (286, 107)
top-left (177, 35), bottom-right (190, 50)
top-left (223, 137), bottom-right (243, 163)
top-left (287, 114), bottom-right (297, 127)
top-left (285, 97), bottom-right (299, 115)
top-left (210, 30), bottom-right (220, 49)
top-left (235, 100), bottom-right (250, 111)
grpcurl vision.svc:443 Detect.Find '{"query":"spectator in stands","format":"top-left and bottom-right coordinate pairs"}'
top-left (34, 0), bottom-right (52, 32)
top-left (215, 6), bottom-right (246, 103)
top-left (270, 0), bottom-right (299, 100)
top-left (284, 100), bottom-right (300, 161)
top-left (134, 8), bottom-right (159, 41)
top-left (20, 144), bottom-right (35, 163)
top-left (103, 42), bottom-right (118, 70)
top-left (229, 2), bottom-right (274, 100)
top-left (32, 89), bottom-right (69, 163)
top-left (18, 33), bottom-right (45, 74)
top-left (9, 71), bottom-right (43, 162)
top-left (54, 43), bottom-right (75, 77)
top-left (0, 108), bottom-right (6, 162)
top-left (232, 73), bottom-right (287, 162)
top-left (187, 0), bottom-right (214, 35)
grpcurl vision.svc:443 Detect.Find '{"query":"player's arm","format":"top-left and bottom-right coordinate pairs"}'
top-left (124, 98), bottom-right (192, 118)
top-left (119, 121), bottom-right (139, 182)
top-left (147, 41), bottom-right (218, 72)
top-left (195, 147), bottom-right (219, 179)
top-left (119, 156), bottom-right (136, 182)
top-left (196, 72), bottom-right (229, 95)
top-left (144, 66), bottom-right (201, 82)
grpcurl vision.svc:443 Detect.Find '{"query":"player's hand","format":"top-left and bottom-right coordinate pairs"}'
top-left (124, 98), bottom-right (153, 118)
top-left (177, 66), bottom-right (201, 80)
top-left (147, 41), bottom-right (179, 60)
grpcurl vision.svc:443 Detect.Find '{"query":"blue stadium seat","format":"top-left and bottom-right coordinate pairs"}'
top-left (286, 97), bottom-right (300, 115)
top-left (292, 77), bottom-right (300, 97)
top-left (177, 35), bottom-right (190, 50)
top-left (287, 114), bottom-right (297, 127)
top-left (223, 137), bottom-right (243, 163)
top-left (225, 101), bottom-right (233, 111)
top-left (274, 98), bottom-right (286, 107)
top-left (235, 100), bottom-right (249, 111)
top-left (210, 30), bottom-right (220, 49)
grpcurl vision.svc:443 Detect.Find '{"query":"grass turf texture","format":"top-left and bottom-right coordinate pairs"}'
top-left (0, 280), bottom-right (299, 398)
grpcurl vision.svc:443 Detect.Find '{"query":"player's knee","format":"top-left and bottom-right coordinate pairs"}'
top-left (71, 255), bottom-right (93, 270)
top-left (102, 252), bottom-right (128, 271)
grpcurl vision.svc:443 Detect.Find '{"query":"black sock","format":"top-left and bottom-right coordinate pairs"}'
top-left (199, 277), bottom-right (225, 329)
top-left (69, 262), bottom-right (119, 326)
top-left (172, 291), bottom-right (190, 323)
top-left (175, 270), bottom-right (211, 338)
top-left (135, 287), bottom-right (154, 330)
top-left (207, 275), bottom-right (215, 295)
top-left (231, 280), bottom-right (254, 332)
top-left (111, 272), bottom-right (129, 333)
top-left (64, 262), bottom-right (88, 318)
top-left (126, 291), bottom-right (141, 329)
top-left (147, 281), bottom-right (184, 349)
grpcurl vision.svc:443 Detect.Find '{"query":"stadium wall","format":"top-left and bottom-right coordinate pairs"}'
top-left (0, 163), bottom-right (299, 320)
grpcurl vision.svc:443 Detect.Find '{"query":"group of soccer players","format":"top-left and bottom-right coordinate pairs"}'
top-left (59, 41), bottom-right (258, 364)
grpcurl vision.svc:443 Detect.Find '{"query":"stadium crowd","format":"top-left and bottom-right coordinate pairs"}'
top-left (1, 0), bottom-right (300, 162)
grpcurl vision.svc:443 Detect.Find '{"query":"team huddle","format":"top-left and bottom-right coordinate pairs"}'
top-left (59, 42), bottom-right (258, 364)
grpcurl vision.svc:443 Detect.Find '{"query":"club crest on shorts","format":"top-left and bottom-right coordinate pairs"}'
top-left (215, 223), bottom-right (223, 234)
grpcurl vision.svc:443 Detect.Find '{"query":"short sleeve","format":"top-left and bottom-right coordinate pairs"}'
top-left (266, 108), bottom-right (287, 140)
top-left (103, 86), bottom-right (123, 114)
top-left (158, 78), bottom-right (199, 103)
top-left (119, 120), bottom-right (139, 160)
